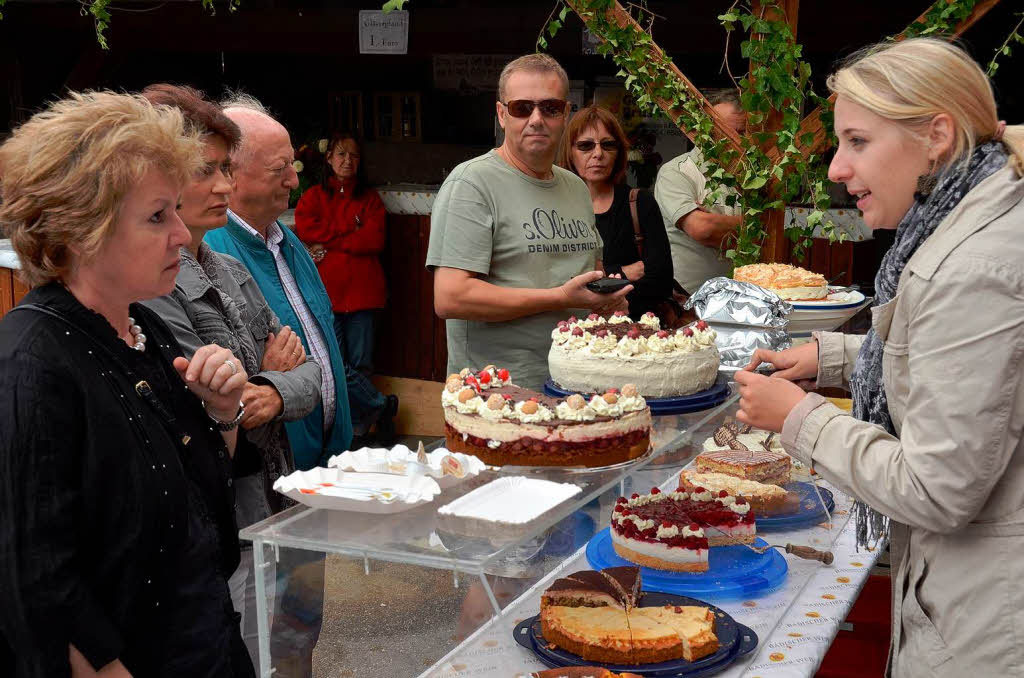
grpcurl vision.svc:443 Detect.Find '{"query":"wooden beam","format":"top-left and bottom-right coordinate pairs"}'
top-left (752, 0), bottom-right (800, 264)
top-left (565, 0), bottom-right (750, 174)
top-left (791, 0), bottom-right (1003, 163)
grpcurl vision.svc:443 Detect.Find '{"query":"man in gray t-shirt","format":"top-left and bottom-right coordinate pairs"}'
top-left (426, 54), bottom-right (630, 390)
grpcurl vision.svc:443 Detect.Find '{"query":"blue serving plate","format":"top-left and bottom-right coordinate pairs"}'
top-left (544, 374), bottom-right (731, 416)
top-left (586, 528), bottom-right (787, 599)
top-left (757, 482), bottom-right (834, 532)
top-left (513, 591), bottom-right (758, 677)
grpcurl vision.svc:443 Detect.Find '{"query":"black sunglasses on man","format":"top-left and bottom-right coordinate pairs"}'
top-left (500, 99), bottom-right (568, 118)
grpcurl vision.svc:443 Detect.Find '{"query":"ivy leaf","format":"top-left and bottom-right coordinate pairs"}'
top-left (742, 176), bottom-right (768, 191)
top-left (382, 0), bottom-right (408, 12)
top-left (559, 5), bottom-right (569, 22)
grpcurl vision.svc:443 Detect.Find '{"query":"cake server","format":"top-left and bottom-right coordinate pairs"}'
top-left (744, 542), bottom-right (834, 564)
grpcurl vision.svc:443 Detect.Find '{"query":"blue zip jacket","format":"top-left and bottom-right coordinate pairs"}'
top-left (205, 214), bottom-right (352, 469)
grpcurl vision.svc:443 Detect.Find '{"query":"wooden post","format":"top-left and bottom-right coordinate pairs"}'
top-left (753, 0), bottom-right (799, 264)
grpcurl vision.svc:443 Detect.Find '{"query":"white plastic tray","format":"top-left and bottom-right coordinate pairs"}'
top-left (327, 445), bottom-right (486, 489)
top-left (437, 476), bottom-right (582, 525)
top-left (273, 467), bottom-right (441, 514)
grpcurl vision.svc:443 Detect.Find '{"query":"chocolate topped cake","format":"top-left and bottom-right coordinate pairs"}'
top-left (441, 366), bottom-right (652, 467)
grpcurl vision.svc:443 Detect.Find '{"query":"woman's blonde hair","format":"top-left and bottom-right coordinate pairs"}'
top-left (827, 37), bottom-right (1024, 174)
top-left (0, 90), bottom-right (205, 287)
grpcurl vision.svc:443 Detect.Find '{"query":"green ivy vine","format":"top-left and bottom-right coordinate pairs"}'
top-left (543, 0), bottom-right (835, 266)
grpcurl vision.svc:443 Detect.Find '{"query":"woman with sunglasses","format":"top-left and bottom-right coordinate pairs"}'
top-left (558, 105), bottom-right (674, 320)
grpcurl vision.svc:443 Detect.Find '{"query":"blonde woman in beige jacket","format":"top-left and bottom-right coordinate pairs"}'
top-left (734, 39), bottom-right (1024, 678)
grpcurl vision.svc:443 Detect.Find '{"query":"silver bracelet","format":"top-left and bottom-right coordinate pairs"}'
top-left (205, 400), bottom-right (245, 431)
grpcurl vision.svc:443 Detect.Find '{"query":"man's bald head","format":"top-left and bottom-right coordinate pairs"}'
top-left (220, 98), bottom-right (298, 233)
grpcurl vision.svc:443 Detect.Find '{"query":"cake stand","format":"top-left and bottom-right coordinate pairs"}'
top-left (544, 374), bottom-right (731, 416)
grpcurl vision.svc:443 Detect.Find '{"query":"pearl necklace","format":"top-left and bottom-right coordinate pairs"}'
top-left (127, 316), bottom-right (147, 352)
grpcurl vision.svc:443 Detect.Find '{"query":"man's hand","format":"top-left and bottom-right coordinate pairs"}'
top-left (734, 370), bottom-right (807, 433)
top-left (261, 326), bottom-right (306, 372)
top-left (70, 645), bottom-right (132, 678)
top-left (559, 271), bottom-right (633, 313)
top-left (621, 261), bottom-right (645, 281)
top-left (172, 345), bottom-right (247, 422)
top-left (240, 382), bottom-right (284, 430)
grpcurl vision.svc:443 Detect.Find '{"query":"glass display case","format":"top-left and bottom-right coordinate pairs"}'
top-left (240, 386), bottom-right (847, 678)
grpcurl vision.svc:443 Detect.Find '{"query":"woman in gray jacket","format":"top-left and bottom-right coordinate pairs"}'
top-left (139, 84), bottom-right (323, 667)
top-left (735, 39), bottom-right (1024, 677)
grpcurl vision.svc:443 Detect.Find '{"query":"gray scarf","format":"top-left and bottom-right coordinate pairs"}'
top-left (847, 141), bottom-right (1008, 549)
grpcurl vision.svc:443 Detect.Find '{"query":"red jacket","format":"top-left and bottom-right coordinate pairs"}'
top-left (294, 179), bottom-right (388, 312)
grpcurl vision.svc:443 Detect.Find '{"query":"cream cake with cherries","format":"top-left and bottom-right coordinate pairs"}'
top-left (548, 312), bottom-right (720, 398)
top-left (733, 263), bottom-right (828, 301)
top-left (441, 366), bottom-right (651, 467)
top-left (610, 487), bottom-right (756, 572)
top-left (678, 470), bottom-right (788, 514)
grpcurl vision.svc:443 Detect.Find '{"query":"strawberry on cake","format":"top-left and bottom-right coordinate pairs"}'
top-left (610, 487), bottom-right (756, 572)
top-left (441, 366), bottom-right (652, 467)
top-left (548, 313), bottom-right (720, 398)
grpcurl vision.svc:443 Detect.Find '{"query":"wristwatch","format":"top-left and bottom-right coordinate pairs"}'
top-left (207, 401), bottom-right (245, 431)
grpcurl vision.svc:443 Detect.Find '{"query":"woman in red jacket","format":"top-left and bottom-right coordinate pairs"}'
top-left (295, 133), bottom-right (397, 443)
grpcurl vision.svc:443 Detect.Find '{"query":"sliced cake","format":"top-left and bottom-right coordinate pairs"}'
top-left (610, 487), bottom-right (756, 572)
top-left (695, 449), bottom-right (791, 486)
top-left (441, 366), bottom-right (651, 467)
top-left (679, 470), bottom-right (789, 514)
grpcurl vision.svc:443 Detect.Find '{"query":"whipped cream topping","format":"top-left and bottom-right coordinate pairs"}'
top-left (578, 315), bottom-right (607, 329)
top-left (486, 439), bottom-right (501, 449)
top-left (617, 514), bottom-right (656, 531)
top-left (614, 336), bottom-right (648, 357)
top-left (689, 490), bottom-right (714, 502)
top-left (454, 396), bottom-right (484, 415)
top-left (646, 334), bottom-right (672, 353)
top-left (638, 313), bottom-right (661, 330)
top-left (441, 389), bottom-right (460, 408)
top-left (589, 333), bottom-right (619, 354)
top-left (692, 327), bottom-right (717, 346)
top-left (618, 394), bottom-right (647, 413)
top-left (551, 327), bottom-right (570, 344)
top-left (607, 314), bottom-right (631, 325)
top-left (511, 400), bottom-right (554, 423)
top-left (656, 523), bottom-right (680, 539)
top-left (555, 400), bottom-right (597, 421)
top-left (477, 399), bottom-right (512, 421)
top-left (681, 524), bottom-right (705, 538)
top-left (566, 331), bottom-right (593, 350)
top-left (588, 395), bottom-right (624, 417)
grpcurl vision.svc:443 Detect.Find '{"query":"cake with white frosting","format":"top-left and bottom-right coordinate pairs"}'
top-left (548, 312), bottom-right (720, 398)
top-left (441, 366), bottom-right (651, 467)
top-left (610, 486), bottom-right (756, 572)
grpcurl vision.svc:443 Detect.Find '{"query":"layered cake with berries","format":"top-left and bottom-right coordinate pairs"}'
top-left (548, 312), bottom-right (720, 398)
top-left (733, 263), bottom-right (828, 301)
top-left (539, 566), bottom-right (718, 664)
top-left (610, 487), bottom-right (756, 572)
top-left (441, 366), bottom-right (651, 467)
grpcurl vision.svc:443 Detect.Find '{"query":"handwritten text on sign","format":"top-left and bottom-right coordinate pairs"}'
top-left (358, 10), bottom-right (408, 55)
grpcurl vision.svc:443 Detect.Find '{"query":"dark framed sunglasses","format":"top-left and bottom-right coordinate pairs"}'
top-left (574, 140), bottom-right (620, 153)
top-left (501, 99), bottom-right (567, 118)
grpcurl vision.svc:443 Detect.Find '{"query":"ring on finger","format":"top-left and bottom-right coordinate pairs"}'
top-left (224, 359), bottom-right (238, 375)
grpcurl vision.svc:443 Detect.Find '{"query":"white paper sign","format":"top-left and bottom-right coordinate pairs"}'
top-left (359, 10), bottom-right (409, 54)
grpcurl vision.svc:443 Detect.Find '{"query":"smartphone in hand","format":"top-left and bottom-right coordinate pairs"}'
top-left (585, 277), bottom-right (632, 294)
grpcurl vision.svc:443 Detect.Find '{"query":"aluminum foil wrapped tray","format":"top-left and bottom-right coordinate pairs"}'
top-left (685, 277), bottom-right (791, 329)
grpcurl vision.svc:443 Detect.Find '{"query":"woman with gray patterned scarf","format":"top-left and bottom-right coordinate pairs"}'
top-left (735, 39), bottom-right (1024, 677)
top-left (139, 84), bottom-right (323, 668)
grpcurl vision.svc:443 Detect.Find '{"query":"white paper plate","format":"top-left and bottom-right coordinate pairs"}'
top-left (789, 287), bottom-right (867, 311)
top-left (273, 467), bottom-right (441, 514)
top-left (437, 476), bottom-right (582, 525)
top-left (327, 445), bottom-right (486, 489)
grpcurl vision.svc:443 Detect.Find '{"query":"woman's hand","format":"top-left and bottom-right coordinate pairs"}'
top-left (69, 645), bottom-right (132, 678)
top-left (261, 326), bottom-right (306, 372)
top-left (745, 341), bottom-right (819, 387)
top-left (173, 344), bottom-right (248, 422)
top-left (621, 261), bottom-right (645, 281)
top-left (734, 370), bottom-right (808, 433)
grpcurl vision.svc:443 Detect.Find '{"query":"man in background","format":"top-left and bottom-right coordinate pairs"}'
top-left (654, 88), bottom-right (747, 294)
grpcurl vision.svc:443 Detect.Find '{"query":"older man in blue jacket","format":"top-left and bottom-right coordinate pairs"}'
top-left (204, 97), bottom-right (354, 470)
top-left (204, 95), bottom-right (348, 678)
